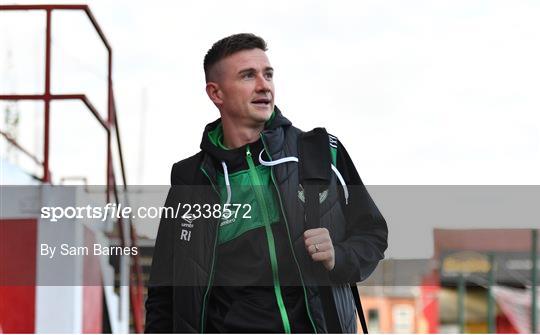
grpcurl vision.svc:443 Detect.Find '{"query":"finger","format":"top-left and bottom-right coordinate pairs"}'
top-left (303, 228), bottom-right (328, 239)
top-left (318, 241), bottom-right (333, 252)
top-left (306, 241), bottom-right (333, 255)
top-left (304, 237), bottom-right (322, 249)
top-left (311, 250), bottom-right (332, 262)
top-left (304, 239), bottom-right (325, 255)
top-left (306, 243), bottom-right (318, 255)
top-left (304, 234), bottom-right (331, 247)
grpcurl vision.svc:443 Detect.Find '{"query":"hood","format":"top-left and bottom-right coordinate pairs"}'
top-left (200, 106), bottom-right (292, 172)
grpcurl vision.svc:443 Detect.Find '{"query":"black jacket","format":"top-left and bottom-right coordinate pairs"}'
top-left (145, 108), bottom-right (388, 333)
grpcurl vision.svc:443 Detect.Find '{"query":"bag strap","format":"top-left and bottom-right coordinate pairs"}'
top-left (298, 128), bottom-right (369, 334)
top-left (351, 284), bottom-right (369, 334)
top-left (299, 128), bottom-right (340, 332)
top-left (298, 127), bottom-right (332, 186)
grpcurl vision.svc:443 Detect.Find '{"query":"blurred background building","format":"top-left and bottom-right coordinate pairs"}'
top-left (358, 229), bottom-right (539, 333)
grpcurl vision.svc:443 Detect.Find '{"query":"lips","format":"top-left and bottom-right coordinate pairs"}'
top-left (251, 97), bottom-right (271, 107)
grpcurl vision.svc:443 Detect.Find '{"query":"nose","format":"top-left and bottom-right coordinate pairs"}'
top-left (255, 73), bottom-right (272, 93)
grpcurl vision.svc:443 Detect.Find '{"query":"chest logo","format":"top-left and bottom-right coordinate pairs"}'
top-left (180, 213), bottom-right (195, 241)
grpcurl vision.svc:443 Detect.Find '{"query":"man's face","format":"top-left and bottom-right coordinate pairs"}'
top-left (210, 48), bottom-right (275, 125)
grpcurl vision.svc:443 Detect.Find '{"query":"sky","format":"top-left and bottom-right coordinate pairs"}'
top-left (1, 0), bottom-right (540, 186)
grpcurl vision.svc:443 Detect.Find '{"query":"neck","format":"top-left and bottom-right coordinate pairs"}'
top-left (221, 116), bottom-right (264, 149)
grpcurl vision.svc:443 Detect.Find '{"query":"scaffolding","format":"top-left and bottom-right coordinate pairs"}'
top-left (0, 4), bottom-right (144, 332)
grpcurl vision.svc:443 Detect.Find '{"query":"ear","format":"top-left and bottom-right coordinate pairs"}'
top-left (206, 82), bottom-right (223, 106)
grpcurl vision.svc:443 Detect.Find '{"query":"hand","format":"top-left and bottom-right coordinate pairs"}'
top-left (303, 228), bottom-right (335, 271)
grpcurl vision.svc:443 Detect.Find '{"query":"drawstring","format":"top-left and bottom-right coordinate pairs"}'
top-left (331, 164), bottom-right (349, 204)
top-left (221, 153), bottom-right (298, 205)
top-left (258, 149), bottom-right (298, 165)
top-left (220, 150), bottom-right (350, 205)
top-left (221, 161), bottom-right (232, 205)
top-left (258, 149), bottom-right (349, 205)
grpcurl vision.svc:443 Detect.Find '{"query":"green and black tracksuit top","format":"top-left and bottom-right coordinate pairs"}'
top-left (203, 115), bottom-right (312, 333)
top-left (145, 107), bottom-right (388, 333)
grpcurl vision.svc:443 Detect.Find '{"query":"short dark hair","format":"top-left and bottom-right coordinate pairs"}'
top-left (204, 33), bottom-right (268, 82)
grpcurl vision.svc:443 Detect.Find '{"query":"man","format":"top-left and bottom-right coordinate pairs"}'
top-left (145, 33), bottom-right (388, 333)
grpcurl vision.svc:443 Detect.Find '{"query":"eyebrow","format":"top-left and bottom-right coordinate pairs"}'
top-left (238, 67), bottom-right (274, 76)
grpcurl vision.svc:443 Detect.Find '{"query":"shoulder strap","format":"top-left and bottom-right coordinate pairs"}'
top-left (298, 128), bottom-right (369, 334)
top-left (298, 127), bottom-right (331, 186)
top-left (299, 128), bottom-right (341, 332)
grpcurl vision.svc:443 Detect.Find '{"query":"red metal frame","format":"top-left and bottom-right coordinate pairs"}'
top-left (0, 4), bottom-right (144, 332)
top-left (0, 130), bottom-right (41, 166)
top-left (0, 4), bottom-right (113, 186)
top-left (0, 94), bottom-right (108, 129)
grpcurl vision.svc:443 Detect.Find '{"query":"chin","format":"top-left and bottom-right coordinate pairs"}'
top-left (249, 107), bottom-right (273, 122)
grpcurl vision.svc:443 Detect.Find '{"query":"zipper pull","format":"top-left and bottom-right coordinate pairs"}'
top-left (246, 146), bottom-right (251, 157)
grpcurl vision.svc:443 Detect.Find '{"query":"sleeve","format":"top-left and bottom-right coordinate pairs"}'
top-left (328, 140), bottom-right (388, 284)
top-left (144, 163), bottom-right (181, 333)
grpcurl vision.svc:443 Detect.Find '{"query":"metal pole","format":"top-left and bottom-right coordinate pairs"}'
top-left (43, 9), bottom-right (51, 182)
top-left (106, 53), bottom-right (112, 202)
top-left (458, 274), bottom-right (466, 334)
top-left (487, 253), bottom-right (496, 333)
top-left (532, 229), bottom-right (537, 334)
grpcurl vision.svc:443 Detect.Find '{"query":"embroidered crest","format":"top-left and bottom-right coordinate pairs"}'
top-left (297, 184), bottom-right (328, 204)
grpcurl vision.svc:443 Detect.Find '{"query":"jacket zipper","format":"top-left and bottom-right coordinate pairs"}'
top-left (246, 146), bottom-right (292, 334)
top-left (199, 166), bottom-right (221, 333)
top-left (260, 135), bottom-right (319, 333)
